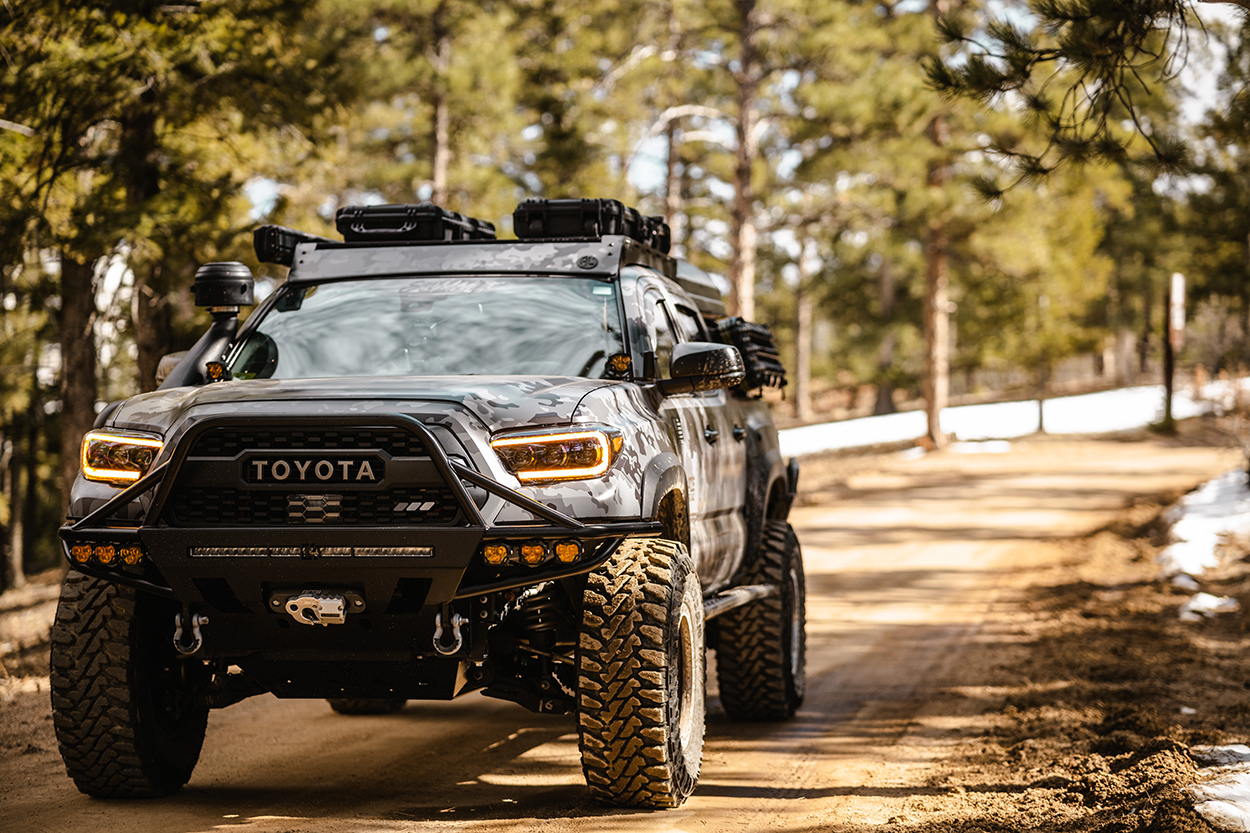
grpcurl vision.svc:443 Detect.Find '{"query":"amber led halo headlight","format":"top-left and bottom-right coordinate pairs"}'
top-left (490, 426), bottom-right (624, 483)
top-left (81, 430), bottom-right (164, 485)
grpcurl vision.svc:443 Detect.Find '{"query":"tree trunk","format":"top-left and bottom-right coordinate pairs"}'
top-left (664, 120), bottom-right (683, 254)
top-left (7, 428), bottom-right (25, 590)
top-left (1, 436), bottom-right (13, 592)
top-left (795, 240), bottom-right (814, 422)
top-left (21, 387), bottom-right (39, 577)
top-left (120, 91), bottom-right (172, 393)
top-left (1037, 364), bottom-right (1048, 433)
top-left (1240, 293), bottom-right (1250, 369)
top-left (678, 156), bottom-right (693, 255)
top-left (923, 225), bottom-right (950, 448)
top-left (133, 261), bottom-right (173, 393)
top-left (59, 254), bottom-right (98, 510)
top-left (431, 22), bottom-right (452, 206)
top-left (874, 259), bottom-right (897, 415)
top-left (728, 0), bottom-right (760, 321)
top-left (923, 111), bottom-right (951, 449)
top-left (1163, 286), bottom-right (1175, 426)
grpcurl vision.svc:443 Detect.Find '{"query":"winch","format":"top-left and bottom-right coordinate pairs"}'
top-left (272, 590), bottom-right (366, 626)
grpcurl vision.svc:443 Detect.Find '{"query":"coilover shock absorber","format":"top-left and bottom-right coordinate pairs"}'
top-left (515, 584), bottom-right (575, 692)
top-left (516, 585), bottom-right (561, 638)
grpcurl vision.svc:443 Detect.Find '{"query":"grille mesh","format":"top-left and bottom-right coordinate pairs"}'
top-left (169, 486), bottom-right (460, 526)
top-left (189, 427), bottom-right (424, 458)
top-left (167, 424), bottom-right (458, 526)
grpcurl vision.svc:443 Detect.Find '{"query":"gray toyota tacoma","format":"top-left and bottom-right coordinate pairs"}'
top-left (52, 198), bottom-right (803, 809)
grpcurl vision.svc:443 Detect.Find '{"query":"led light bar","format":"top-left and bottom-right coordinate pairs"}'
top-left (190, 545), bottom-right (435, 558)
top-left (190, 547), bottom-right (271, 557)
top-left (354, 546), bottom-right (434, 558)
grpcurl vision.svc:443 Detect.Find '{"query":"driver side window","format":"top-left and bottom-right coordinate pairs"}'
top-left (642, 291), bottom-right (676, 378)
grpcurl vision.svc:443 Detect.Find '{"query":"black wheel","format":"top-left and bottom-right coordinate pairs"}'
top-left (50, 570), bottom-right (209, 797)
top-left (327, 698), bottom-right (407, 715)
top-left (717, 519), bottom-right (806, 720)
top-left (577, 538), bottom-right (705, 808)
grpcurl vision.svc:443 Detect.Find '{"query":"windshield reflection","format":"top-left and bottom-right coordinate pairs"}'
top-left (231, 276), bottom-right (625, 380)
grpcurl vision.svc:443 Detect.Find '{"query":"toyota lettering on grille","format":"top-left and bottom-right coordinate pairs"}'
top-left (244, 456), bottom-right (384, 484)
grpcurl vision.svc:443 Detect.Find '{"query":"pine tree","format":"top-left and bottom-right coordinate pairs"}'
top-left (926, 0), bottom-right (1247, 178)
top-left (0, 0), bottom-right (355, 496)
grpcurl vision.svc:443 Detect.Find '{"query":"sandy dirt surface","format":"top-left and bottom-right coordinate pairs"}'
top-left (2, 422), bottom-right (1248, 832)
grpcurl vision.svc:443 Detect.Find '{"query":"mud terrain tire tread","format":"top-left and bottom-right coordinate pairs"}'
top-left (50, 570), bottom-right (208, 797)
top-left (327, 698), bottom-right (408, 715)
top-left (717, 519), bottom-right (806, 720)
top-left (577, 538), bottom-right (704, 808)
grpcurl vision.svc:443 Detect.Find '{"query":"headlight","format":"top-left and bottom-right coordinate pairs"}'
top-left (490, 427), bottom-right (623, 482)
top-left (81, 430), bottom-right (164, 485)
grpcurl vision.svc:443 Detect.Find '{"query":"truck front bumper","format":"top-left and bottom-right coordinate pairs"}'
top-left (58, 414), bottom-right (661, 686)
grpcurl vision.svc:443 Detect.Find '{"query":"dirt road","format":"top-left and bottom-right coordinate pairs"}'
top-left (0, 430), bottom-right (1241, 833)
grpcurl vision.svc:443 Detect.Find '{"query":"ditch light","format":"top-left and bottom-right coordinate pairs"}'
top-left (70, 542), bottom-right (145, 567)
top-left (480, 539), bottom-right (584, 567)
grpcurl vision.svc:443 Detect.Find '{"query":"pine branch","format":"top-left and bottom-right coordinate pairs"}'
top-left (930, 0), bottom-right (1198, 180)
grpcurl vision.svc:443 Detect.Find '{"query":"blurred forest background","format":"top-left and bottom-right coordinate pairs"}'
top-left (2, 0), bottom-right (1250, 588)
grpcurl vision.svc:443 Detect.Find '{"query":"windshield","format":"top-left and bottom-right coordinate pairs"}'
top-left (229, 276), bottom-right (625, 380)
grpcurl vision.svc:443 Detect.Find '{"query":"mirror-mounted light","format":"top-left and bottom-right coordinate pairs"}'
top-left (204, 361), bottom-right (232, 383)
top-left (193, 262), bottom-right (255, 309)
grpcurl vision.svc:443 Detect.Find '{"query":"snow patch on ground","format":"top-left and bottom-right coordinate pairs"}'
top-left (1192, 746), bottom-right (1250, 831)
top-left (778, 382), bottom-right (1238, 458)
top-left (1165, 474), bottom-right (1250, 830)
top-left (1172, 574), bottom-right (1202, 591)
top-left (1159, 471), bottom-right (1250, 578)
top-left (1179, 592), bottom-right (1242, 622)
top-left (1157, 469), bottom-right (1250, 623)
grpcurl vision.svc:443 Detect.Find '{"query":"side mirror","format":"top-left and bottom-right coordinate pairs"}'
top-left (659, 342), bottom-right (745, 395)
top-left (154, 351), bottom-right (187, 387)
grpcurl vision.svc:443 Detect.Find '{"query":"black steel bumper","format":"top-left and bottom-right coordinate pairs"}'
top-left (58, 414), bottom-right (660, 672)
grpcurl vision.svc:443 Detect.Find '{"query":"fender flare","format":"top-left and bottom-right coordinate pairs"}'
top-left (743, 431), bottom-right (788, 555)
top-left (641, 452), bottom-right (686, 521)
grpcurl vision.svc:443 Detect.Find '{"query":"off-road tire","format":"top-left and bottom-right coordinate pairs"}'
top-left (50, 570), bottom-right (209, 797)
top-left (327, 698), bottom-right (407, 715)
top-left (577, 538), bottom-right (705, 808)
top-left (717, 519), bottom-right (806, 720)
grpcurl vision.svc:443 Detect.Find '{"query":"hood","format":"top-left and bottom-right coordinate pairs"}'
top-left (109, 376), bottom-right (616, 436)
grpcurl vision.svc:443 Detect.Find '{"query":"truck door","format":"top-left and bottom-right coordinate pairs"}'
top-left (668, 300), bottom-right (746, 589)
top-left (642, 287), bottom-right (744, 589)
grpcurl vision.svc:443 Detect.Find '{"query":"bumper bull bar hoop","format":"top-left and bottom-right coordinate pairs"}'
top-left (58, 413), bottom-right (661, 599)
top-left (69, 460), bottom-right (171, 532)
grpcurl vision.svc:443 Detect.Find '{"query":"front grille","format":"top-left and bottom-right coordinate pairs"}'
top-left (189, 427), bottom-right (424, 458)
top-left (168, 486), bottom-right (460, 526)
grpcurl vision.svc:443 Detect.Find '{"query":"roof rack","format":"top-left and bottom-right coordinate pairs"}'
top-left (253, 225), bottom-right (338, 267)
top-left (336, 203), bottom-right (496, 242)
top-left (513, 198), bottom-right (671, 254)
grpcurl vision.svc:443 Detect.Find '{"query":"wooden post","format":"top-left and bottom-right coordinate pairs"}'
top-left (1162, 284), bottom-right (1175, 428)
